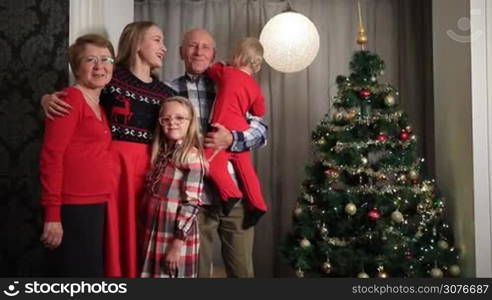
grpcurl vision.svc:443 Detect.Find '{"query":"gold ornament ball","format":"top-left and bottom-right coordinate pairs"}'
top-left (357, 272), bottom-right (370, 278)
top-left (318, 138), bottom-right (326, 145)
top-left (295, 269), bottom-right (305, 278)
top-left (335, 112), bottom-right (344, 121)
top-left (430, 267), bottom-right (444, 278)
top-left (377, 271), bottom-right (389, 278)
top-left (384, 94), bottom-right (396, 106)
top-left (357, 29), bottom-right (368, 45)
top-left (405, 125), bottom-right (413, 133)
top-left (408, 170), bottom-right (418, 180)
top-left (345, 203), bottom-right (357, 216)
top-left (321, 262), bottom-right (333, 274)
top-left (437, 240), bottom-right (449, 250)
top-left (391, 210), bottom-right (404, 223)
top-left (300, 238), bottom-right (311, 248)
top-left (449, 265), bottom-right (461, 277)
top-left (361, 157), bottom-right (368, 165)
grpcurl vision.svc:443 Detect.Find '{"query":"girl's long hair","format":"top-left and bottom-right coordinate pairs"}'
top-left (116, 21), bottom-right (158, 70)
top-left (150, 96), bottom-right (208, 170)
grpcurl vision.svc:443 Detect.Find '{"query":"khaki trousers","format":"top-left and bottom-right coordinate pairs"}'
top-left (198, 201), bottom-right (254, 278)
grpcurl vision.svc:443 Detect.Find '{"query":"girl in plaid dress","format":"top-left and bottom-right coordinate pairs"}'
top-left (140, 96), bottom-right (207, 278)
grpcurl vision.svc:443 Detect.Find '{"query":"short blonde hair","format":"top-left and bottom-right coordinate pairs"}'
top-left (68, 34), bottom-right (115, 78)
top-left (231, 37), bottom-right (264, 73)
top-left (116, 21), bottom-right (159, 69)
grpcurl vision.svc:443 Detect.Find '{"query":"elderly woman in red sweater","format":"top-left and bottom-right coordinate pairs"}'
top-left (39, 34), bottom-right (116, 277)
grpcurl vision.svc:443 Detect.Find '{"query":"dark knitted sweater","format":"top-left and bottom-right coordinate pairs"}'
top-left (101, 66), bottom-right (175, 144)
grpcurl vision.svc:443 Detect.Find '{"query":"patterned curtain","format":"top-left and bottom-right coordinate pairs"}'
top-left (0, 0), bottom-right (68, 276)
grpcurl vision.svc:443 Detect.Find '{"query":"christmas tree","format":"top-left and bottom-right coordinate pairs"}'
top-left (283, 26), bottom-right (461, 278)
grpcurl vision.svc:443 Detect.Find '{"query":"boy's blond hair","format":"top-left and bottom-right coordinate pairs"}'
top-left (231, 37), bottom-right (264, 73)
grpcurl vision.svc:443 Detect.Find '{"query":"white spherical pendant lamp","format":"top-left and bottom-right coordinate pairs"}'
top-left (259, 11), bottom-right (320, 73)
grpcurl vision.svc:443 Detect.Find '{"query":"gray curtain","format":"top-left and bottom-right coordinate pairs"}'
top-left (135, 0), bottom-right (433, 277)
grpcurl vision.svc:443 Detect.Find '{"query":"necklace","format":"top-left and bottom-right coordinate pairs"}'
top-left (74, 84), bottom-right (99, 105)
top-left (74, 84), bottom-right (103, 120)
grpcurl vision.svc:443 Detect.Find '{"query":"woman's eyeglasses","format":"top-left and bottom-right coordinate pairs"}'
top-left (159, 115), bottom-right (190, 125)
top-left (83, 55), bottom-right (115, 65)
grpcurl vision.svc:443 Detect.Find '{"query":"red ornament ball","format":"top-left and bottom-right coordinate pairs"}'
top-left (324, 169), bottom-right (334, 175)
top-left (377, 134), bottom-right (387, 142)
top-left (368, 208), bottom-right (381, 221)
top-left (399, 132), bottom-right (410, 141)
top-left (359, 89), bottom-right (371, 99)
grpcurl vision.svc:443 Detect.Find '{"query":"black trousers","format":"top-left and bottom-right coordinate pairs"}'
top-left (50, 203), bottom-right (106, 277)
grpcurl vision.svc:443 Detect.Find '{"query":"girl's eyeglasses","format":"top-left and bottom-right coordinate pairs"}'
top-left (159, 115), bottom-right (190, 125)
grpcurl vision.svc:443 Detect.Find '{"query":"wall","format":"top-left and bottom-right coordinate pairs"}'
top-left (432, 0), bottom-right (480, 277)
top-left (0, 0), bottom-right (69, 276)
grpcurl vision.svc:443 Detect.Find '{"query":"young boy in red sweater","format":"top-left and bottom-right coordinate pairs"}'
top-left (205, 37), bottom-right (268, 228)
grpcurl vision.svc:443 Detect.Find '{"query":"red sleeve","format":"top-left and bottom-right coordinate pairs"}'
top-left (206, 62), bottom-right (225, 82)
top-left (40, 87), bottom-right (83, 222)
top-left (250, 88), bottom-right (266, 117)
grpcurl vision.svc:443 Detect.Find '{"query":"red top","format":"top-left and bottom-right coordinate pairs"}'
top-left (206, 62), bottom-right (265, 131)
top-left (40, 87), bottom-right (113, 222)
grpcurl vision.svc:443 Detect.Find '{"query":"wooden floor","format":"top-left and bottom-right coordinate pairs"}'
top-left (211, 266), bottom-right (227, 278)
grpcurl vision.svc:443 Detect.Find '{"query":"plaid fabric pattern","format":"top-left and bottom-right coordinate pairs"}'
top-left (170, 74), bottom-right (215, 134)
top-left (140, 149), bottom-right (205, 278)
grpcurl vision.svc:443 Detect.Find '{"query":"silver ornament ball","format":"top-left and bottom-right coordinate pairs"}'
top-left (391, 210), bottom-right (404, 223)
top-left (293, 207), bottom-right (303, 217)
top-left (295, 269), bottom-right (305, 278)
top-left (437, 240), bottom-right (449, 250)
top-left (449, 264), bottom-right (461, 277)
top-left (300, 238), bottom-right (311, 248)
top-left (409, 170), bottom-right (418, 180)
